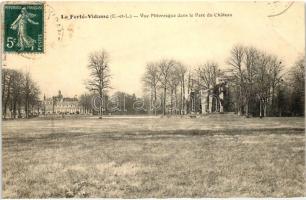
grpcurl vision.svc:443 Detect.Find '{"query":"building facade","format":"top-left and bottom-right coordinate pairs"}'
top-left (188, 70), bottom-right (233, 115)
top-left (200, 78), bottom-right (228, 114)
top-left (43, 90), bottom-right (87, 114)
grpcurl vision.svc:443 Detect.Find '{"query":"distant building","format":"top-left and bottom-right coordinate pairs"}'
top-left (43, 90), bottom-right (86, 114)
top-left (188, 70), bottom-right (233, 114)
top-left (200, 78), bottom-right (229, 114)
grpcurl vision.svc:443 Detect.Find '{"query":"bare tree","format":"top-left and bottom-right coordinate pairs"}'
top-left (243, 46), bottom-right (259, 116)
top-left (2, 69), bottom-right (40, 119)
top-left (79, 93), bottom-right (96, 114)
top-left (254, 52), bottom-right (272, 118)
top-left (23, 72), bottom-right (40, 118)
top-left (11, 70), bottom-right (24, 118)
top-left (267, 56), bottom-right (283, 115)
top-left (142, 62), bottom-right (160, 115)
top-left (227, 45), bottom-right (245, 115)
top-left (158, 59), bottom-right (176, 115)
top-left (288, 57), bottom-right (305, 115)
top-left (86, 50), bottom-right (111, 118)
top-left (197, 61), bottom-right (219, 90)
top-left (2, 69), bottom-right (13, 118)
top-left (177, 62), bottom-right (187, 115)
top-left (168, 65), bottom-right (180, 115)
top-left (197, 61), bottom-right (220, 113)
top-left (289, 57), bottom-right (305, 92)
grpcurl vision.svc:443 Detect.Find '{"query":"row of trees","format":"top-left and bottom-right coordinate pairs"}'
top-left (78, 91), bottom-right (147, 115)
top-left (287, 57), bottom-right (305, 116)
top-left (142, 60), bottom-right (188, 115)
top-left (2, 68), bottom-right (41, 119)
top-left (142, 45), bottom-right (305, 117)
top-left (228, 45), bottom-right (283, 117)
top-left (228, 45), bottom-right (304, 117)
top-left (4, 45), bottom-right (301, 119)
top-left (142, 59), bottom-right (221, 115)
top-left (142, 59), bottom-right (224, 115)
top-left (84, 50), bottom-right (191, 116)
top-left (83, 47), bottom-right (304, 117)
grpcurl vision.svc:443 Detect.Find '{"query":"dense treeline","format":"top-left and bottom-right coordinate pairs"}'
top-left (228, 45), bottom-right (283, 117)
top-left (288, 57), bottom-right (305, 116)
top-left (142, 60), bottom-right (188, 115)
top-left (3, 45), bottom-right (304, 119)
top-left (79, 92), bottom-right (147, 115)
top-left (2, 68), bottom-right (41, 119)
top-left (142, 45), bottom-right (305, 117)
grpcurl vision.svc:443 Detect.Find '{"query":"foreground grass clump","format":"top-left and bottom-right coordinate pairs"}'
top-left (2, 117), bottom-right (305, 198)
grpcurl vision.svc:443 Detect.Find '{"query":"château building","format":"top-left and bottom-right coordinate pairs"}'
top-left (43, 90), bottom-right (86, 114)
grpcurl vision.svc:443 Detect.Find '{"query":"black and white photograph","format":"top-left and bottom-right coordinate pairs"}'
top-left (1, 1), bottom-right (305, 198)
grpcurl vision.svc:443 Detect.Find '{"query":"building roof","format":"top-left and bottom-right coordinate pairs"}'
top-left (63, 97), bottom-right (78, 101)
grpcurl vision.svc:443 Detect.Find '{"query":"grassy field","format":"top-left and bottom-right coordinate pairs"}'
top-left (2, 115), bottom-right (305, 198)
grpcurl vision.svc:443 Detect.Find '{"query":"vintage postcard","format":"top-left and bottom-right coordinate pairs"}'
top-left (1, 1), bottom-right (305, 198)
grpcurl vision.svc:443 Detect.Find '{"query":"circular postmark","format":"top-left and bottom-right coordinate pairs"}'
top-left (2, 3), bottom-right (65, 60)
top-left (266, 1), bottom-right (295, 18)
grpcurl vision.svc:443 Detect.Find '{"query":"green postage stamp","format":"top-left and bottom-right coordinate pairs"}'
top-left (3, 3), bottom-right (44, 53)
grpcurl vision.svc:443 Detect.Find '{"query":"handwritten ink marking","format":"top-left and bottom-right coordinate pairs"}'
top-left (268, 1), bottom-right (294, 17)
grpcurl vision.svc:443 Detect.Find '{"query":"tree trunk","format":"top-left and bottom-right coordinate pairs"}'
top-left (149, 88), bottom-right (153, 115)
top-left (13, 99), bottom-right (17, 119)
top-left (18, 103), bottom-right (21, 118)
top-left (180, 83), bottom-right (183, 115)
top-left (182, 78), bottom-right (186, 115)
top-left (259, 100), bottom-right (262, 118)
top-left (100, 92), bottom-right (103, 118)
top-left (238, 85), bottom-right (243, 116)
top-left (271, 84), bottom-right (275, 116)
top-left (163, 86), bottom-right (166, 116)
top-left (237, 104), bottom-right (241, 116)
top-left (264, 100), bottom-right (267, 117)
top-left (245, 101), bottom-right (249, 117)
top-left (154, 88), bottom-right (157, 115)
top-left (4, 77), bottom-right (12, 119)
top-left (2, 73), bottom-right (6, 118)
top-left (52, 98), bottom-right (55, 114)
top-left (25, 96), bottom-right (29, 118)
top-left (170, 89), bottom-right (173, 115)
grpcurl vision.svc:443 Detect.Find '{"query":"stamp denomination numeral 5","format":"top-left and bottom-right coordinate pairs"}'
top-left (6, 37), bottom-right (16, 49)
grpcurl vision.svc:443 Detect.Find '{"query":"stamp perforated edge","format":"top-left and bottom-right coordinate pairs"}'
top-left (1, 1), bottom-right (46, 55)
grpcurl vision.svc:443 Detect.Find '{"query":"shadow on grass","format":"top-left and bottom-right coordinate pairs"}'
top-left (3, 127), bottom-right (304, 148)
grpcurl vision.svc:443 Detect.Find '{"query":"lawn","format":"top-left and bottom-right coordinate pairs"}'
top-left (2, 115), bottom-right (305, 198)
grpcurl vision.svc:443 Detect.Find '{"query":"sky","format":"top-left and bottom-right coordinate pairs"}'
top-left (3, 1), bottom-right (305, 98)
